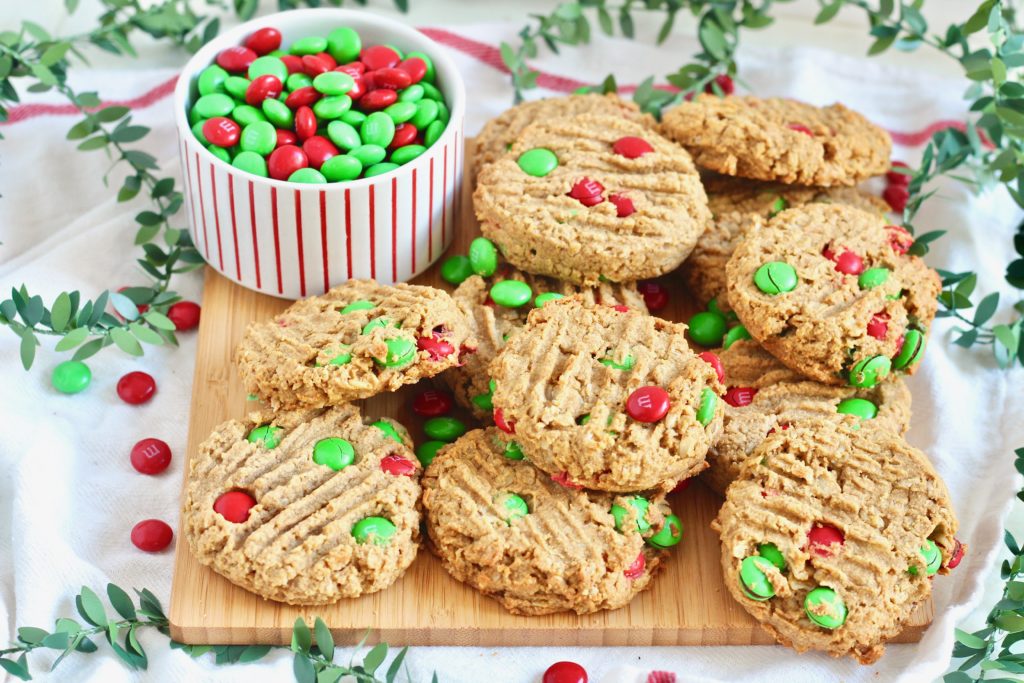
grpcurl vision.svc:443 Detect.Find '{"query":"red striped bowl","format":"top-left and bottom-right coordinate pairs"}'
top-left (173, 9), bottom-right (465, 299)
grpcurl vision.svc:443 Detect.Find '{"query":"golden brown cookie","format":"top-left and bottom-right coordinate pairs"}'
top-left (713, 419), bottom-right (961, 664)
top-left (474, 113), bottom-right (711, 285)
top-left (662, 95), bottom-right (891, 186)
top-left (702, 339), bottom-right (912, 494)
top-left (726, 204), bottom-right (939, 386)
top-left (682, 176), bottom-right (890, 311)
top-left (473, 93), bottom-right (653, 168)
top-left (236, 280), bottom-right (475, 409)
top-left (183, 404), bottom-right (422, 605)
top-left (489, 297), bottom-right (723, 492)
top-left (422, 428), bottom-right (676, 615)
top-left (442, 265), bottom-right (647, 419)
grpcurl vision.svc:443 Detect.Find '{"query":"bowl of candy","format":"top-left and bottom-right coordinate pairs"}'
top-left (173, 8), bottom-right (465, 299)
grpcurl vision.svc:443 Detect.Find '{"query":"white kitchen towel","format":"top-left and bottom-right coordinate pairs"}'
top-left (1, 18), bottom-right (1022, 683)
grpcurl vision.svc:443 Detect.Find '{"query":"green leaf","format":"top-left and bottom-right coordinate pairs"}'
top-left (618, 7), bottom-right (634, 39)
top-left (0, 658), bottom-right (31, 681)
top-left (291, 617), bottom-right (312, 654)
top-left (814, 1), bottom-right (841, 24)
top-left (385, 646), bottom-right (408, 683)
top-left (107, 584), bottom-right (136, 620)
top-left (238, 645), bottom-right (271, 663)
top-left (698, 19), bottom-right (727, 60)
top-left (129, 323), bottom-right (164, 346)
top-left (317, 668), bottom-right (345, 683)
top-left (597, 7), bottom-right (613, 35)
top-left (72, 337), bottom-right (106, 362)
top-left (868, 34), bottom-right (896, 56)
top-left (95, 105), bottom-right (129, 123)
top-left (144, 311), bottom-right (176, 330)
top-left (18, 626), bottom-right (49, 644)
top-left (41, 631), bottom-right (69, 650)
top-left (314, 617), bottom-right (334, 661)
top-left (152, 178), bottom-right (175, 198)
top-left (77, 136), bottom-right (108, 151)
top-left (118, 175), bottom-right (142, 202)
top-left (50, 292), bottom-right (72, 331)
top-left (293, 653), bottom-right (316, 683)
top-left (109, 291), bottom-right (139, 321)
top-left (362, 642), bottom-right (388, 673)
top-left (974, 292), bottom-right (1000, 325)
top-left (955, 628), bottom-right (989, 650)
top-left (40, 42), bottom-right (70, 67)
top-left (955, 273), bottom-right (978, 299)
top-left (22, 20), bottom-right (51, 41)
top-left (77, 586), bottom-right (107, 626)
top-left (995, 611), bottom-right (1024, 632)
top-left (110, 327), bottom-right (144, 356)
top-left (55, 327), bottom-right (90, 352)
top-left (19, 329), bottom-right (38, 370)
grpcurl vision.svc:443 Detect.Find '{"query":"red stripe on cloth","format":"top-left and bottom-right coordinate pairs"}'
top-left (270, 187), bottom-right (283, 295)
top-left (209, 163), bottom-right (225, 271)
top-left (442, 143), bottom-right (448, 245)
top-left (344, 188), bottom-right (353, 279)
top-left (228, 174), bottom-right (241, 280)
top-left (428, 157), bottom-right (435, 262)
top-left (248, 180), bottom-right (262, 289)
top-left (293, 188), bottom-right (306, 297)
top-left (319, 190), bottom-right (330, 293)
top-left (194, 152), bottom-right (210, 259)
top-left (0, 75), bottom-right (178, 125)
top-left (889, 119), bottom-right (965, 146)
top-left (391, 176), bottom-right (398, 282)
top-left (368, 184), bottom-right (377, 280)
top-left (411, 168), bottom-right (418, 273)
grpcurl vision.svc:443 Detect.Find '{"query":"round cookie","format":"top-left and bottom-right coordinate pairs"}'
top-left (682, 176), bottom-right (890, 311)
top-left (474, 113), bottom-right (711, 285)
top-left (183, 404), bottom-right (422, 605)
top-left (473, 93), bottom-right (653, 168)
top-left (236, 280), bottom-right (475, 409)
top-left (489, 297), bottom-right (724, 492)
top-left (662, 95), bottom-right (892, 186)
top-left (726, 204), bottom-right (939, 386)
top-left (422, 428), bottom-right (674, 615)
top-left (713, 419), bottom-right (961, 663)
top-left (443, 264), bottom-right (647, 419)
top-left (703, 339), bottom-right (912, 494)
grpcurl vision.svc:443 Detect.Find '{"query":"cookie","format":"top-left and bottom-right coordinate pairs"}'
top-left (183, 404), bottom-right (422, 605)
top-left (473, 93), bottom-right (652, 168)
top-left (474, 113), bottom-right (711, 285)
top-left (662, 96), bottom-right (891, 186)
top-left (489, 297), bottom-right (723, 492)
top-left (682, 176), bottom-right (890, 311)
top-left (726, 204), bottom-right (939, 386)
top-left (422, 428), bottom-right (676, 615)
top-left (713, 419), bottom-right (961, 663)
top-left (236, 280), bottom-right (475, 409)
top-left (443, 265), bottom-right (647, 419)
top-left (702, 339), bottom-right (912, 494)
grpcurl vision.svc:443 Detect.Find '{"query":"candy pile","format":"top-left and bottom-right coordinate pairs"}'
top-left (189, 26), bottom-right (450, 182)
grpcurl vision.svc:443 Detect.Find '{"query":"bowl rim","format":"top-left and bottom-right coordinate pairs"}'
top-left (172, 7), bottom-right (466, 191)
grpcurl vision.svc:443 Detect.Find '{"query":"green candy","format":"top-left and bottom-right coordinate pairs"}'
top-left (804, 587), bottom-right (847, 629)
top-left (313, 95), bottom-right (352, 120)
top-left (374, 337), bottom-right (416, 367)
top-left (739, 556), bottom-right (776, 600)
top-left (286, 72), bottom-right (313, 91)
top-left (722, 325), bottom-right (752, 350)
top-left (836, 397), bottom-right (877, 420)
top-left (313, 71), bottom-right (355, 96)
top-left (51, 360), bottom-right (91, 394)
top-left (340, 110), bottom-right (367, 127)
top-left (647, 513), bottom-right (683, 548)
top-left (398, 84), bottom-right (424, 103)
top-left (384, 101), bottom-right (417, 124)
top-left (534, 292), bottom-right (564, 307)
top-left (500, 493), bottom-right (529, 524)
top-left (288, 168), bottom-right (326, 184)
top-left (858, 267), bottom-right (891, 290)
top-left (372, 419), bottom-right (405, 445)
top-left (326, 120), bottom-right (362, 151)
top-left (424, 120), bottom-right (446, 147)
top-left (232, 151), bottom-right (268, 177)
top-left (248, 55), bottom-right (288, 81)
top-left (207, 145), bottom-right (231, 163)
top-left (468, 237), bottom-right (499, 276)
top-left (420, 81), bottom-right (443, 101)
top-left (389, 145), bottom-right (426, 165)
top-left (415, 440), bottom-right (446, 467)
top-left (191, 120), bottom-right (209, 145)
top-left (758, 543), bottom-right (787, 571)
top-left (232, 104), bottom-right (266, 127)
top-left (327, 27), bottom-right (362, 63)
top-left (410, 99), bottom-right (439, 129)
top-left (688, 311), bottom-right (727, 347)
top-left (517, 148), bottom-right (558, 177)
top-left (440, 255), bottom-right (473, 284)
top-left (341, 300), bottom-right (376, 314)
top-left (892, 329), bottom-right (925, 370)
top-left (364, 162), bottom-right (400, 178)
top-left (290, 36), bottom-right (328, 55)
top-left (262, 98), bottom-right (293, 128)
top-left (405, 51), bottom-right (435, 82)
top-left (600, 353), bottom-right (635, 371)
top-left (471, 390), bottom-right (494, 412)
top-left (189, 105), bottom-right (206, 125)
top-left (490, 280), bottom-right (532, 308)
top-left (769, 195), bottom-right (789, 217)
top-left (350, 144), bottom-right (387, 166)
top-left (909, 540), bottom-right (942, 576)
top-left (193, 93), bottom-right (234, 119)
top-left (352, 516), bottom-right (396, 545)
top-left (423, 416), bottom-right (467, 442)
top-left (707, 297), bottom-right (738, 322)
top-left (753, 261), bottom-right (799, 295)
top-left (848, 355), bottom-right (891, 388)
top-left (696, 388), bottom-right (717, 426)
top-left (197, 64), bottom-right (228, 96)
top-left (247, 424), bottom-right (283, 449)
top-left (327, 347), bottom-right (352, 365)
top-left (502, 440), bottom-right (524, 460)
top-left (436, 102), bottom-right (450, 125)
top-left (362, 317), bottom-right (396, 333)
top-left (361, 112), bottom-right (396, 148)
top-left (312, 437), bottom-right (355, 471)
top-left (224, 76), bottom-right (250, 99)
top-left (321, 155), bottom-right (363, 182)
top-left (610, 496), bottom-right (651, 533)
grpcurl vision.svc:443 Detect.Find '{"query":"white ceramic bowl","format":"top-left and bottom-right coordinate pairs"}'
top-left (173, 9), bottom-right (465, 299)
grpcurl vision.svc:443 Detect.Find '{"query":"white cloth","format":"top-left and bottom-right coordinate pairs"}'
top-left (1, 17), bottom-right (1022, 683)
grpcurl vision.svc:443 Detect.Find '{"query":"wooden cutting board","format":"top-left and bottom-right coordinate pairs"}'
top-left (168, 142), bottom-right (933, 646)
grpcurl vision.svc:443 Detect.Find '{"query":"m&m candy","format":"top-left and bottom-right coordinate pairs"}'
top-left (51, 360), bottom-right (91, 395)
top-left (214, 491), bottom-right (257, 523)
top-left (626, 386), bottom-right (670, 423)
top-left (130, 519), bottom-right (174, 552)
top-left (117, 371), bottom-right (156, 405)
top-left (130, 437), bottom-right (172, 475)
top-left (542, 661), bottom-right (588, 683)
top-left (753, 261), bottom-right (798, 295)
top-left (804, 587), bottom-right (847, 629)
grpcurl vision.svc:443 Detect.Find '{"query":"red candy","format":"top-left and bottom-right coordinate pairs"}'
top-left (346, 75), bottom-right (367, 101)
top-left (130, 438), bottom-right (172, 475)
top-left (280, 54), bottom-right (303, 75)
top-left (380, 454), bottom-right (417, 477)
top-left (360, 45), bottom-right (401, 70)
top-left (624, 552), bottom-right (646, 579)
top-left (807, 523), bottom-right (845, 557)
top-left (412, 389), bottom-right (453, 417)
top-left (294, 106), bottom-right (317, 141)
top-left (612, 136), bottom-right (654, 159)
top-left (705, 74), bottom-right (734, 95)
top-left (315, 52), bottom-right (337, 69)
top-left (611, 304), bottom-right (630, 313)
top-left (359, 89), bottom-right (398, 111)
top-left (216, 46), bottom-right (257, 73)
top-left (337, 61), bottom-right (366, 76)
top-left (887, 161), bottom-right (910, 185)
top-left (550, 471), bottom-right (584, 490)
top-left (626, 386), bottom-right (670, 423)
top-left (568, 177), bottom-right (604, 207)
top-left (302, 54), bottom-right (332, 76)
top-left (130, 519), bottom-right (173, 552)
top-left (787, 123), bottom-right (814, 136)
top-left (285, 86), bottom-right (321, 109)
top-left (245, 74), bottom-right (283, 106)
top-left (202, 117), bottom-right (241, 147)
top-left (543, 661), bottom-right (588, 683)
top-left (947, 538), bottom-right (965, 569)
top-left (886, 225), bottom-right (914, 254)
top-left (362, 71), bottom-right (378, 91)
top-left (244, 27), bottom-right (282, 56)
top-left (167, 301), bottom-right (201, 331)
top-left (373, 67), bottom-right (413, 90)
top-left (698, 351), bottom-right (725, 384)
top-left (398, 57), bottom-right (428, 84)
top-left (833, 250), bottom-right (865, 275)
top-left (390, 123), bottom-right (418, 150)
top-left (117, 371), bottom-right (156, 405)
top-left (302, 136), bottom-right (339, 169)
top-left (417, 336), bottom-right (455, 360)
top-left (276, 129), bottom-right (298, 148)
top-left (723, 387), bottom-right (757, 407)
top-left (671, 477), bottom-right (692, 494)
top-left (637, 281), bottom-right (668, 312)
top-left (213, 491), bottom-right (256, 523)
top-left (647, 672), bottom-right (677, 683)
top-left (884, 184), bottom-right (909, 212)
top-left (867, 311), bottom-right (890, 340)
top-left (766, 422), bottom-right (790, 436)
top-left (494, 407), bottom-right (515, 434)
top-left (608, 193), bottom-right (635, 218)
top-left (268, 144), bottom-right (308, 180)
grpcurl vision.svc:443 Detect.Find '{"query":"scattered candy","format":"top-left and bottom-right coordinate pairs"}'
top-left (542, 661), bottom-right (588, 683)
top-left (908, 539), bottom-right (942, 576)
top-left (417, 335), bottom-right (455, 361)
top-left (517, 148), bottom-right (558, 177)
top-left (753, 261), bottom-right (798, 295)
top-left (722, 325), bottom-right (751, 350)
top-left (833, 250), bottom-right (864, 275)
top-left (493, 407), bottom-right (515, 434)
top-left (698, 351), bottom-right (725, 383)
top-left (550, 471), bottom-right (583, 489)
top-left (612, 136), bottom-right (654, 159)
top-left (867, 311), bottom-right (889, 340)
top-left (423, 416), bottom-right (466, 442)
top-left (707, 74), bottom-right (734, 94)
top-left (688, 311), bottom-right (727, 347)
top-left (247, 424), bottom-right (284, 448)
top-left (947, 539), bottom-right (965, 569)
top-left (341, 299), bottom-right (376, 314)
top-left (500, 493), bottom-right (529, 524)
top-left (836, 397), bottom-right (877, 420)
top-left (804, 587), bottom-right (847, 629)
top-left (758, 542), bottom-right (787, 571)
top-left (892, 329), bottom-right (925, 370)
top-left (502, 440), bottom-right (524, 460)
top-left (117, 371), bottom-right (156, 405)
top-left (696, 388), bottom-right (717, 426)
top-left (636, 281), bottom-right (668, 312)
top-left (489, 280), bottom-right (533, 308)
top-left (858, 267), bottom-right (890, 289)
top-left (534, 292), bottom-right (565, 307)
top-left (724, 387), bottom-right (757, 408)
top-left (415, 440), bottom-right (446, 466)
top-left (468, 237), bottom-right (499, 277)
top-left (167, 301), bottom-right (202, 330)
top-left (626, 386), bottom-right (670, 423)
top-left (412, 389), bottom-right (453, 417)
top-left (352, 516), bottom-right (396, 544)
top-left (374, 337), bottom-right (417, 367)
top-left (807, 524), bottom-right (845, 557)
top-left (647, 513), bottom-right (683, 548)
top-left (610, 496), bottom-right (651, 533)
top-left (624, 552), bottom-right (646, 580)
top-left (609, 193), bottom-right (635, 217)
top-left (568, 177), bottom-right (605, 206)
top-left (130, 519), bottom-right (174, 552)
top-left (739, 555), bottom-right (776, 600)
top-left (883, 184), bottom-right (909, 212)
top-left (887, 161), bottom-right (910, 185)
top-left (51, 360), bottom-right (92, 394)
top-left (847, 354), bottom-right (891, 388)
top-left (214, 490), bottom-right (257, 523)
top-left (372, 419), bottom-right (405, 444)
top-left (887, 225), bottom-right (914, 254)
top-left (380, 454), bottom-right (417, 476)
top-left (130, 437), bottom-right (172, 475)
top-left (312, 437), bottom-right (355, 471)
